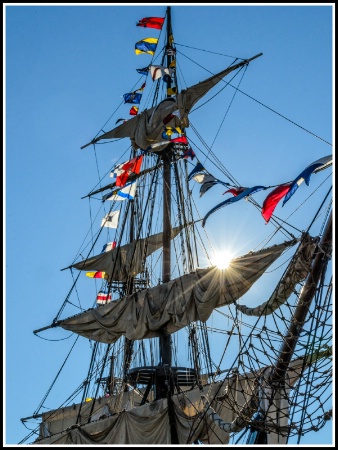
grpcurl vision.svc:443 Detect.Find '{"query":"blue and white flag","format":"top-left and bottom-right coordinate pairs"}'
top-left (283, 155), bottom-right (332, 206)
top-left (199, 175), bottom-right (230, 197)
top-left (102, 180), bottom-right (137, 202)
top-left (191, 172), bottom-right (230, 197)
top-left (202, 185), bottom-right (267, 227)
top-left (188, 162), bottom-right (206, 181)
top-left (110, 162), bottom-right (124, 180)
top-left (136, 66), bottom-right (150, 76)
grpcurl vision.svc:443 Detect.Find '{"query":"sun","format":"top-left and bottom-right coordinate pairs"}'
top-left (211, 250), bottom-right (234, 269)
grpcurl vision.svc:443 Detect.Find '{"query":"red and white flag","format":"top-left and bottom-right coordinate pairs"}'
top-left (96, 290), bottom-right (112, 305)
top-left (110, 155), bottom-right (143, 187)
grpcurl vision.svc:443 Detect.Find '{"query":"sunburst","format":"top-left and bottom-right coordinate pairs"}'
top-left (211, 250), bottom-right (234, 269)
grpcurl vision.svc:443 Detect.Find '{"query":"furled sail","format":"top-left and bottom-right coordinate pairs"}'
top-left (58, 239), bottom-right (297, 343)
top-left (236, 233), bottom-right (318, 316)
top-left (63, 225), bottom-right (185, 281)
top-left (81, 54), bottom-right (262, 152)
top-left (34, 350), bottom-right (321, 445)
top-left (35, 397), bottom-right (211, 445)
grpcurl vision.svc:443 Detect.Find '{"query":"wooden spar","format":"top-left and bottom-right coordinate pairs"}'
top-left (270, 212), bottom-right (332, 383)
top-left (21, 413), bottom-right (44, 422)
top-left (244, 52), bottom-right (263, 63)
top-left (33, 322), bottom-right (57, 334)
top-left (80, 55), bottom-right (263, 152)
top-left (81, 164), bottom-right (162, 199)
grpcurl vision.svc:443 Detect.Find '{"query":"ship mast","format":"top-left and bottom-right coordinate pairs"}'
top-left (271, 212), bottom-right (332, 382)
top-left (262, 212), bottom-right (332, 443)
top-left (158, 7), bottom-right (179, 443)
top-left (160, 6), bottom-right (173, 369)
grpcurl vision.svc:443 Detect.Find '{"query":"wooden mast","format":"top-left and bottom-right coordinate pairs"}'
top-left (159, 5), bottom-right (173, 369)
top-left (158, 6), bottom-right (179, 443)
top-left (271, 212), bottom-right (332, 383)
top-left (258, 212), bottom-right (333, 444)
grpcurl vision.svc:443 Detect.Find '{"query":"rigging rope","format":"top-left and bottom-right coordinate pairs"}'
top-left (33, 336), bottom-right (80, 416)
top-left (228, 84), bottom-right (332, 147)
top-left (25, 38), bottom-right (332, 446)
top-left (177, 46), bottom-right (332, 147)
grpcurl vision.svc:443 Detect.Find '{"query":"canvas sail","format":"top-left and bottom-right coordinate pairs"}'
top-left (18, 5), bottom-right (332, 447)
top-left (57, 239), bottom-right (297, 343)
top-left (34, 350), bottom-right (323, 445)
top-left (64, 225), bottom-right (185, 281)
top-left (237, 233), bottom-right (318, 316)
top-left (81, 55), bottom-right (262, 152)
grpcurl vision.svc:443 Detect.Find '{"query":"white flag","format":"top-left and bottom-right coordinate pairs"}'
top-left (101, 210), bottom-right (120, 228)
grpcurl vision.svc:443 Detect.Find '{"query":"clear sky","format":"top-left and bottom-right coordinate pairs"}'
top-left (4, 3), bottom-right (333, 446)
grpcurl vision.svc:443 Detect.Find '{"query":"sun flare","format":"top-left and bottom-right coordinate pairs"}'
top-left (211, 251), bottom-right (234, 269)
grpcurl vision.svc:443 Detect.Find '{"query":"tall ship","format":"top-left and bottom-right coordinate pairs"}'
top-left (19, 7), bottom-right (332, 445)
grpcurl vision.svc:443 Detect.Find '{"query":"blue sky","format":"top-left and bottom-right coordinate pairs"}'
top-left (5, 3), bottom-right (333, 446)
